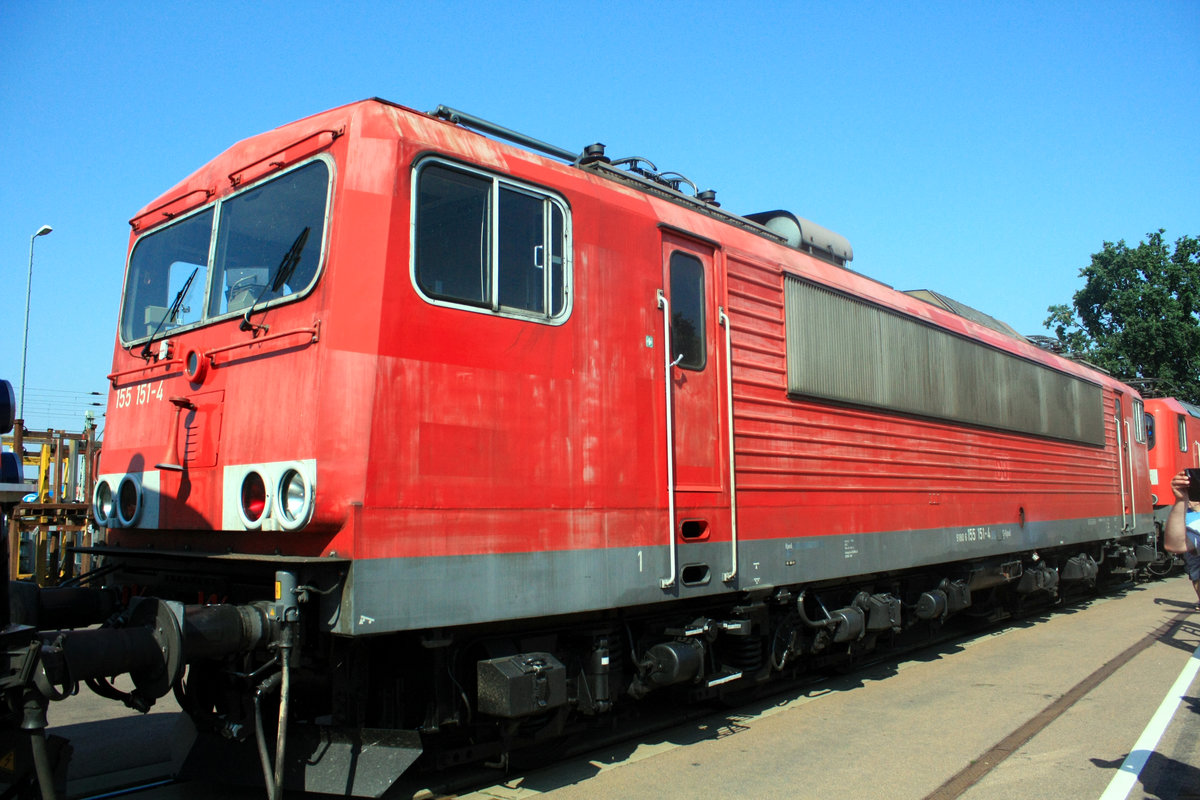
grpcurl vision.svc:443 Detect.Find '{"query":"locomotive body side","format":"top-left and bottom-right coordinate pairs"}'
top-left (725, 253), bottom-right (1154, 570)
top-left (331, 102), bottom-right (1155, 636)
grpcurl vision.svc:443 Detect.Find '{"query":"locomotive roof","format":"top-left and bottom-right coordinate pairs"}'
top-left (424, 103), bottom-right (855, 269)
top-left (1147, 396), bottom-right (1200, 416)
top-left (130, 97), bottom-right (857, 270)
top-left (904, 289), bottom-right (1025, 340)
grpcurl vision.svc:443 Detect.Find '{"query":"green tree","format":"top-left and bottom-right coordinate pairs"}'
top-left (1045, 230), bottom-right (1200, 403)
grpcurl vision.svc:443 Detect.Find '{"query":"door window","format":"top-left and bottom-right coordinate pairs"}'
top-left (669, 251), bottom-right (706, 371)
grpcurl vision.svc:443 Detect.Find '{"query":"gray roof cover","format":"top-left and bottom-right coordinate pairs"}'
top-left (744, 210), bottom-right (853, 264)
top-left (904, 289), bottom-right (1025, 341)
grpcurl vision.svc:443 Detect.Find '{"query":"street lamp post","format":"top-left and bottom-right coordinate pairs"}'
top-left (18, 225), bottom-right (53, 422)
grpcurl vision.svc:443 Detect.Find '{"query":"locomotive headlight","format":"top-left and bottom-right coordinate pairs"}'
top-left (116, 475), bottom-right (143, 527)
top-left (238, 470), bottom-right (271, 529)
top-left (276, 466), bottom-right (313, 530)
top-left (93, 479), bottom-right (115, 527)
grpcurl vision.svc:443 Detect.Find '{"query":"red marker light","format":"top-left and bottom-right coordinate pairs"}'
top-left (241, 472), bottom-right (267, 523)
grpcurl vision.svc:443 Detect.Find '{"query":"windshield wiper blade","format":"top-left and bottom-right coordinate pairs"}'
top-left (140, 267), bottom-right (198, 360)
top-left (241, 227), bottom-right (310, 333)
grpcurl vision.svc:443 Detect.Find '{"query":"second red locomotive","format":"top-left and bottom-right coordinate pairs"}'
top-left (1145, 396), bottom-right (1200, 511)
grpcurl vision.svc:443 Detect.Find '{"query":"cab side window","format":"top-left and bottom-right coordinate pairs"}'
top-left (414, 160), bottom-right (570, 323)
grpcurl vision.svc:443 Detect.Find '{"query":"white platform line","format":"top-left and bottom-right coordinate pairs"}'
top-left (1098, 637), bottom-right (1200, 800)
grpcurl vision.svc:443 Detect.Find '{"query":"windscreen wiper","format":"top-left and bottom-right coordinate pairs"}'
top-left (140, 267), bottom-right (198, 360)
top-left (240, 227), bottom-right (310, 334)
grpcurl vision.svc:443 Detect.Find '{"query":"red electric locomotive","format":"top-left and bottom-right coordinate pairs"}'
top-left (13, 99), bottom-right (1161, 796)
top-left (1144, 397), bottom-right (1200, 510)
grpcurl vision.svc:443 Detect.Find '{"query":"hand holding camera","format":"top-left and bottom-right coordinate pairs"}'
top-left (1188, 469), bottom-right (1200, 502)
top-left (1171, 470), bottom-right (1200, 503)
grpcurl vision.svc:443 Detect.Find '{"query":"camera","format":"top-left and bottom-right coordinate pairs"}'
top-left (1187, 469), bottom-right (1200, 502)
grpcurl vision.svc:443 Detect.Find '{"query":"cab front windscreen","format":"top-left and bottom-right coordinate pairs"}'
top-left (120, 158), bottom-right (331, 344)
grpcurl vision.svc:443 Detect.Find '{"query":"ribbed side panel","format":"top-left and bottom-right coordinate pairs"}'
top-left (783, 277), bottom-right (1104, 446)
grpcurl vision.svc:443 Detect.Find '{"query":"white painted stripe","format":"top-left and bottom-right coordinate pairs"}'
top-left (1098, 638), bottom-right (1200, 800)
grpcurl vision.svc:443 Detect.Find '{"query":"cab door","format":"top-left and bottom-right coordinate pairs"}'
top-left (656, 232), bottom-right (734, 589)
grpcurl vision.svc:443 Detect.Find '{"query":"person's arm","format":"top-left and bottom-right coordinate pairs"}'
top-left (1164, 471), bottom-right (1192, 553)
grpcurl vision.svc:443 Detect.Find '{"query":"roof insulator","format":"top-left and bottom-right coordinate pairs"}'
top-left (579, 143), bottom-right (609, 165)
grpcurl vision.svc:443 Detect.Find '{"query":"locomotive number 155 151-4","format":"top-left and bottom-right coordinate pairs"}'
top-left (114, 380), bottom-right (164, 409)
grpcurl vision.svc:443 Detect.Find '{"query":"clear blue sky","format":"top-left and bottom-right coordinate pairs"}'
top-left (2, 0), bottom-right (1197, 434)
